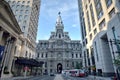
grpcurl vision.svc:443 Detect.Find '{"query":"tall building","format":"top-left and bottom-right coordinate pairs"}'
top-left (0, 0), bottom-right (22, 78)
top-left (78, 0), bottom-right (120, 77)
top-left (36, 13), bottom-right (82, 74)
top-left (5, 0), bottom-right (41, 58)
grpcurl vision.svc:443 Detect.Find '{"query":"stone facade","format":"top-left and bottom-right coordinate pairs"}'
top-left (5, 0), bottom-right (41, 58)
top-left (36, 13), bottom-right (82, 74)
top-left (0, 0), bottom-right (22, 78)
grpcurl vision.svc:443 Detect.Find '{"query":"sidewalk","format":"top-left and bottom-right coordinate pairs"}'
top-left (87, 75), bottom-right (112, 80)
top-left (0, 76), bottom-right (33, 80)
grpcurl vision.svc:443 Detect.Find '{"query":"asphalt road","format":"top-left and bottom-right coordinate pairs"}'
top-left (26, 75), bottom-right (55, 80)
top-left (19, 74), bottom-right (88, 80)
top-left (62, 74), bottom-right (88, 80)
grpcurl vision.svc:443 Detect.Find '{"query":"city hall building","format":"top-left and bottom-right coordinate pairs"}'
top-left (36, 13), bottom-right (82, 74)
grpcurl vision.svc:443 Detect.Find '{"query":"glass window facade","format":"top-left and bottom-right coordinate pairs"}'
top-left (105, 0), bottom-right (112, 8)
top-left (99, 19), bottom-right (105, 30)
top-left (94, 28), bottom-right (97, 34)
top-left (90, 33), bottom-right (92, 40)
top-left (87, 11), bottom-right (91, 32)
top-left (90, 4), bottom-right (96, 27)
top-left (94, 0), bottom-right (103, 19)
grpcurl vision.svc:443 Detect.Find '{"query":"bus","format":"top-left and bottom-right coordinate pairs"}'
top-left (69, 69), bottom-right (85, 77)
top-left (62, 70), bottom-right (70, 75)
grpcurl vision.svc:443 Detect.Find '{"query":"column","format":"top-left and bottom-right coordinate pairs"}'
top-left (8, 37), bottom-right (16, 73)
top-left (1, 36), bottom-right (11, 76)
top-left (5, 38), bottom-right (13, 66)
top-left (0, 29), bottom-right (4, 43)
top-left (20, 40), bottom-right (25, 57)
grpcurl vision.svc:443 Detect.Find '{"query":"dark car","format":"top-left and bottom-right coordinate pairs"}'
top-left (50, 73), bottom-right (55, 76)
top-left (43, 72), bottom-right (48, 75)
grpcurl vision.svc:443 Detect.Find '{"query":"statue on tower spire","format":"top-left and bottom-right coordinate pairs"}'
top-left (56, 11), bottom-right (63, 26)
top-left (58, 12), bottom-right (61, 15)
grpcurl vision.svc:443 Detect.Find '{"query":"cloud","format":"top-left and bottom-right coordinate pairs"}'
top-left (37, 0), bottom-right (81, 40)
top-left (41, 0), bottom-right (78, 20)
top-left (72, 24), bottom-right (77, 27)
top-left (72, 24), bottom-right (80, 29)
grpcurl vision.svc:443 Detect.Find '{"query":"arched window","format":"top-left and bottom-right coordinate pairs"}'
top-left (46, 53), bottom-right (47, 58)
top-left (41, 53), bottom-right (43, 58)
top-left (25, 51), bottom-right (28, 57)
top-left (29, 53), bottom-right (31, 58)
top-left (59, 34), bottom-right (61, 38)
top-left (72, 53), bottom-right (74, 58)
top-left (76, 54), bottom-right (78, 58)
top-left (37, 53), bottom-right (39, 58)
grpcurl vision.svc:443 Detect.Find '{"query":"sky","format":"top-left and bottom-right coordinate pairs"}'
top-left (36, 0), bottom-right (81, 42)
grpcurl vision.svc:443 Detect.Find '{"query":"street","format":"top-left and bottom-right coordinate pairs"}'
top-left (19, 74), bottom-right (88, 80)
top-left (28, 75), bottom-right (55, 80)
top-left (62, 74), bottom-right (88, 80)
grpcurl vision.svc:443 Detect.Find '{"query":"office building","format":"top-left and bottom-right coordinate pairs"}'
top-left (78, 0), bottom-right (120, 76)
top-left (5, 0), bottom-right (41, 58)
top-left (0, 0), bottom-right (22, 78)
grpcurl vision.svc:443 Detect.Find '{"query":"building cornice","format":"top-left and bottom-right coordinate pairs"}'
top-left (0, 0), bottom-right (22, 35)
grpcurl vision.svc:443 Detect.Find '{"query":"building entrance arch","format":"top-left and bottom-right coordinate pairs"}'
top-left (57, 63), bottom-right (62, 73)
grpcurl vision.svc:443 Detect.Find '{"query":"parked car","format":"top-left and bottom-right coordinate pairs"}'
top-left (43, 72), bottom-right (48, 75)
top-left (50, 73), bottom-right (55, 76)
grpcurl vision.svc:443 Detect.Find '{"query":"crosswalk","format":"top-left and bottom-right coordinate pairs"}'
top-left (54, 74), bottom-right (64, 80)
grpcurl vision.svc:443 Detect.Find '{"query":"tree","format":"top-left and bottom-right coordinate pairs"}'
top-left (114, 55), bottom-right (120, 66)
top-left (75, 62), bottom-right (82, 69)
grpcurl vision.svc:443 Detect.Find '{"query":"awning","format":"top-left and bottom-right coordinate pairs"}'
top-left (15, 57), bottom-right (44, 67)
